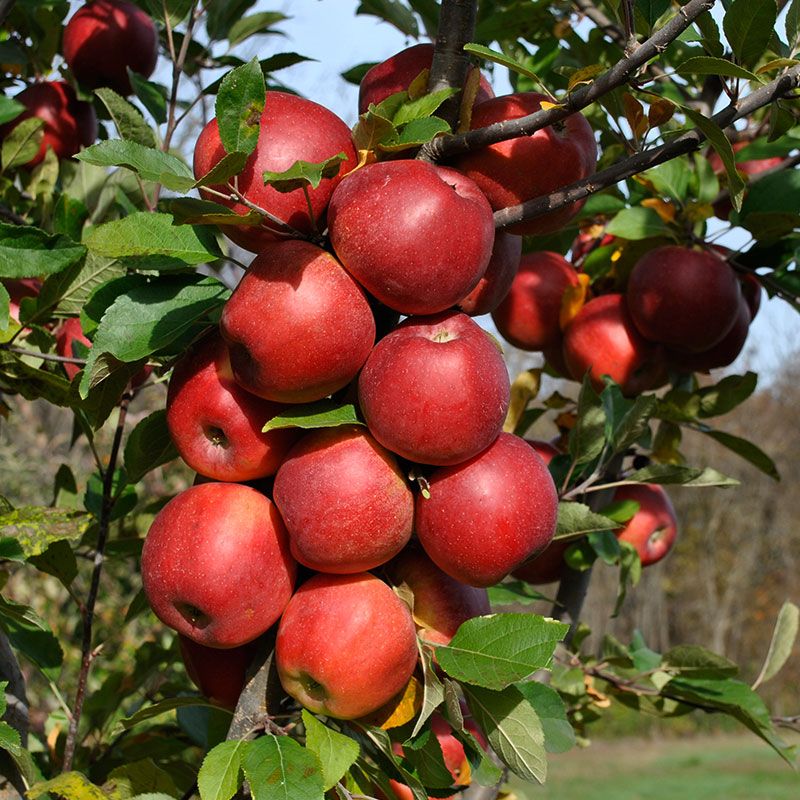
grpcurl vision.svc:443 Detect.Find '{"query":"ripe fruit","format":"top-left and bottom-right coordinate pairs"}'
top-left (275, 572), bottom-right (418, 719)
top-left (358, 42), bottom-right (494, 115)
top-left (457, 231), bottom-right (522, 316)
top-left (626, 246), bottom-right (741, 353)
top-left (1, 81), bottom-right (97, 167)
top-left (328, 160), bottom-right (495, 315)
top-left (512, 539), bottom-right (571, 585)
top-left (273, 426), bottom-right (414, 574)
top-left (4, 279), bottom-right (41, 325)
top-left (63, 0), bottom-right (158, 95)
top-left (491, 251), bottom-right (580, 351)
top-left (613, 483), bottom-right (678, 566)
top-left (456, 92), bottom-right (596, 235)
top-left (385, 548), bottom-right (490, 645)
top-left (55, 318), bottom-right (92, 381)
top-left (525, 439), bottom-right (560, 465)
top-left (415, 433), bottom-right (558, 587)
top-left (165, 333), bottom-right (298, 481)
top-left (219, 239), bottom-right (375, 403)
top-left (562, 293), bottom-right (667, 396)
top-left (358, 311), bottom-right (510, 466)
top-left (141, 483), bottom-right (296, 648)
top-left (179, 635), bottom-right (258, 710)
top-left (193, 91), bottom-right (356, 252)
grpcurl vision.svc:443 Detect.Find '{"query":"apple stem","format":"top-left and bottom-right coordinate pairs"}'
top-left (302, 185), bottom-right (317, 232)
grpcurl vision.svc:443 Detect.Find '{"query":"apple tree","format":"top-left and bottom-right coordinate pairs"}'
top-left (0, 0), bottom-right (799, 798)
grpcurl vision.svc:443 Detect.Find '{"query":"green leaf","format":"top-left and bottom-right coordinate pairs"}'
top-left (356, 0), bottom-right (419, 36)
top-left (194, 151), bottom-right (250, 187)
top-left (641, 160), bottom-right (691, 204)
top-left (0, 222), bottom-right (86, 279)
top-left (129, 73), bottom-right (168, 125)
top-left (263, 401), bottom-right (362, 432)
top-left (753, 602), bottom-right (800, 688)
top-left (205, 0), bottom-right (258, 39)
top-left (216, 57), bottom-right (266, 156)
top-left (1, 117), bottom-right (43, 171)
top-left (391, 88), bottom-right (459, 127)
top-left (198, 740), bottom-right (247, 800)
top-left (302, 710), bottom-right (360, 791)
top-left (0, 96), bottom-right (23, 126)
top-left (77, 141), bottom-right (196, 192)
top-left (352, 110), bottom-right (398, 153)
top-left (378, 116), bottom-right (451, 150)
top-left (401, 727), bottom-right (454, 790)
top-left (605, 206), bottom-right (671, 240)
top-left (676, 56), bottom-right (760, 82)
top-left (625, 463), bottom-right (739, 487)
top-left (555, 502), bottom-right (619, 538)
top-left (695, 429), bottom-right (779, 480)
top-left (787, 0), bottom-right (800, 45)
top-left (243, 735), bottom-right (325, 800)
top-left (28, 540), bottom-right (78, 588)
top-left (0, 283), bottom-right (8, 331)
top-left (723, 0), bottom-right (778, 69)
top-left (39, 253), bottom-right (125, 318)
top-left (569, 377), bottom-right (606, 467)
top-left (228, 11), bottom-right (287, 45)
top-left (124, 411), bottom-right (179, 483)
top-left (84, 212), bottom-right (222, 269)
top-left (463, 684), bottom-right (547, 784)
top-left (741, 169), bottom-right (800, 225)
top-left (412, 642), bottom-right (446, 737)
top-left (662, 645), bottom-right (739, 678)
top-left (0, 505), bottom-right (90, 556)
top-left (515, 681), bottom-right (575, 754)
top-left (28, 772), bottom-right (107, 800)
top-left (262, 152), bottom-right (349, 193)
top-left (436, 613), bottom-right (568, 689)
top-left (635, 0), bottom-right (670, 27)
top-left (105, 758), bottom-right (179, 799)
top-left (53, 193), bottom-right (90, 241)
top-left (161, 198), bottom-right (263, 227)
top-left (487, 581), bottom-right (550, 607)
top-left (0, 595), bottom-right (63, 677)
top-left (696, 372), bottom-right (757, 418)
top-left (464, 43), bottom-right (548, 89)
top-left (0, 719), bottom-right (22, 758)
top-left (118, 697), bottom-right (220, 732)
top-left (95, 88), bottom-right (158, 148)
top-left (611, 394), bottom-right (657, 453)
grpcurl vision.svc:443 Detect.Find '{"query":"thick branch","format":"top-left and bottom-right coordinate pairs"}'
top-left (420, 0), bottom-right (716, 162)
top-left (494, 65), bottom-right (800, 228)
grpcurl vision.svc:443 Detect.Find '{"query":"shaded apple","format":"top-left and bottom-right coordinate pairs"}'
top-left (193, 91), bottom-right (356, 252)
top-left (358, 311), bottom-right (510, 466)
top-left (328, 160), bottom-right (495, 315)
top-left (275, 572), bottom-right (418, 719)
top-left (457, 231), bottom-right (522, 316)
top-left (141, 483), bottom-right (296, 648)
top-left (512, 539), bottom-right (571, 585)
top-left (273, 425), bottom-right (414, 574)
top-left (456, 92), bottom-right (596, 235)
top-left (219, 239), bottom-right (375, 403)
top-left (415, 433), bottom-right (558, 587)
top-left (613, 483), bottom-right (678, 566)
top-left (4, 278), bottom-right (41, 325)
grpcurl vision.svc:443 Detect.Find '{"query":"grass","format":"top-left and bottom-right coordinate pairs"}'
top-left (509, 734), bottom-right (799, 799)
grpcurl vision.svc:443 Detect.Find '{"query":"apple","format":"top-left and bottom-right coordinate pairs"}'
top-left (613, 483), bottom-right (678, 566)
top-left (456, 231), bottom-right (522, 316)
top-left (179, 634), bottom-right (258, 711)
top-left (384, 548), bottom-right (490, 645)
top-left (415, 432), bottom-right (558, 587)
top-left (193, 91), bottom-right (356, 252)
top-left (327, 160), bottom-right (495, 315)
top-left (455, 92), bottom-right (597, 235)
top-left (219, 239), bottom-right (376, 403)
top-left (63, 0), bottom-right (158, 96)
top-left (273, 425), bottom-right (414, 574)
top-left (512, 539), bottom-right (571, 585)
top-left (141, 482), bottom-right (296, 648)
top-left (740, 273), bottom-right (762, 320)
top-left (166, 332), bottom-right (298, 482)
top-left (626, 245), bottom-right (741, 353)
top-left (562, 293), bottom-right (668, 396)
top-left (275, 572), bottom-right (418, 720)
top-left (358, 42), bottom-right (494, 115)
top-left (4, 279), bottom-right (41, 325)
top-left (1, 81), bottom-right (97, 167)
top-left (358, 311), bottom-right (510, 466)
top-left (491, 251), bottom-right (580, 351)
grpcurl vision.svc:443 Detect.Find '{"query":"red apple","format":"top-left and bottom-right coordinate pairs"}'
top-left (141, 483), bottom-right (296, 648)
top-left (512, 539), bottom-right (571, 585)
top-left (179, 634), bottom-right (258, 711)
top-left (491, 251), bottom-right (580, 351)
top-left (273, 425), bottom-right (414, 573)
top-left (358, 42), bottom-right (494, 115)
top-left (457, 231), bottom-right (522, 316)
top-left (328, 160), bottom-right (495, 315)
top-left (4, 279), bottom-right (41, 325)
top-left (219, 239), bottom-right (375, 403)
top-left (525, 439), bottom-right (560, 464)
top-left (385, 548), bottom-right (490, 645)
top-left (740, 273), bottom-right (762, 320)
top-left (193, 91), bottom-right (356, 252)
top-left (415, 433), bottom-right (558, 587)
top-left (275, 572), bottom-right (418, 720)
top-left (358, 311), bottom-right (510, 466)
top-left (63, 0), bottom-right (158, 96)
top-left (166, 332), bottom-right (298, 482)
top-left (1, 81), bottom-right (97, 167)
top-left (570, 231), bottom-right (616, 266)
top-left (562, 293), bottom-right (668, 396)
top-left (455, 92), bottom-right (597, 236)
top-left (626, 246), bottom-right (741, 353)
top-left (613, 483), bottom-right (678, 566)
top-left (55, 317), bottom-right (92, 381)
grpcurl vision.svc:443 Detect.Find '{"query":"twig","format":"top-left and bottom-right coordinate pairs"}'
top-left (2, 345), bottom-right (86, 366)
top-left (62, 390), bottom-right (133, 772)
top-left (419, 0), bottom-right (717, 162)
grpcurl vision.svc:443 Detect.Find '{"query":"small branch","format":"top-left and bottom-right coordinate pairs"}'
top-left (62, 391), bottom-right (133, 772)
top-left (420, 0), bottom-right (716, 162)
top-left (2, 345), bottom-right (87, 366)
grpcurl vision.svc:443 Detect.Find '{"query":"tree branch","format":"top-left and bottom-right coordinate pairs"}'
top-left (420, 0), bottom-right (716, 162)
top-left (494, 65), bottom-right (800, 229)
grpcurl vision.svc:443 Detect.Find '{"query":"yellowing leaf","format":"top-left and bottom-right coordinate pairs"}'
top-left (641, 197), bottom-right (677, 223)
top-left (567, 64), bottom-right (604, 91)
top-left (622, 93), bottom-right (647, 139)
top-left (560, 273), bottom-right (590, 330)
top-left (407, 68), bottom-right (431, 100)
top-left (757, 58), bottom-right (800, 74)
top-left (648, 97), bottom-right (675, 128)
top-left (553, 20), bottom-right (573, 39)
top-left (503, 369), bottom-right (542, 433)
top-left (358, 676), bottom-right (423, 730)
top-left (539, 100), bottom-right (562, 110)
top-left (28, 773), bottom-right (107, 800)
top-left (458, 67), bottom-right (482, 133)
top-left (685, 201), bottom-right (714, 222)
